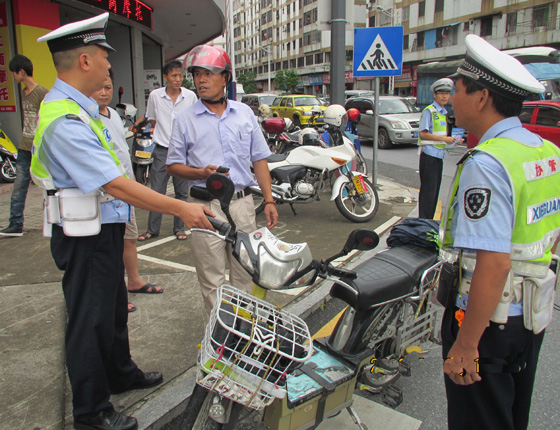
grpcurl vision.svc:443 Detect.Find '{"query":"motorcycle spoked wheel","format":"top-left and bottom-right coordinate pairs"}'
top-left (179, 384), bottom-right (223, 430)
top-left (334, 176), bottom-right (378, 223)
top-left (134, 164), bottom-right (149, 185)
top-left (0, 160), bottom-right (16, 183)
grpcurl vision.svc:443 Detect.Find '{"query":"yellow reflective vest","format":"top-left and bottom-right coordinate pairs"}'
top-left (31, 99), bottom-right (126, 190)
top-left (418, 105), bottom-right (447, 150)
top-left (441, 137), bottom-right (560, 278)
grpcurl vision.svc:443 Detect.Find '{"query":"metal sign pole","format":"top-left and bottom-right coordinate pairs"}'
top-left (373, 77), bottom-right (379, 187)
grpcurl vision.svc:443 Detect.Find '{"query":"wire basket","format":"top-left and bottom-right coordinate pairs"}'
top-left (197, 285), bottom-right (313, 410)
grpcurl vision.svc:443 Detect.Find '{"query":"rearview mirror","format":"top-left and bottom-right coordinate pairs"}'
top-left (206, 173), bottom-right (235, 209)
top-left (342, 229), bottom-right (379, 254)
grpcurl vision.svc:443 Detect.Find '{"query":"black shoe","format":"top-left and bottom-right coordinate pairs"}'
top-left (74, 408), bottom-right (138, 430)
top-left (110, 370), bottom-right (164, 394)
top-left (0, 223), bottom-right (23, 237)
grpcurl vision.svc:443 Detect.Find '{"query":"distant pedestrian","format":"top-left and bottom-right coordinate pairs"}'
top-left (0, 55), bottom-right (48, 237)
top-left (138, 60), bottom-right (197, 242)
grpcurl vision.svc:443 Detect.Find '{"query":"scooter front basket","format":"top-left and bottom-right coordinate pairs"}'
top-left (197, 285), bottom-right (313, 410)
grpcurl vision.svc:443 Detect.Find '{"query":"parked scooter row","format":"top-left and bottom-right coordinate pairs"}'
top-left (251, 105), bottom-right (374, 223)
top-left (0, 126), bottom-right (17, 183)
top-left (179, 173), bottom-right (443, 430)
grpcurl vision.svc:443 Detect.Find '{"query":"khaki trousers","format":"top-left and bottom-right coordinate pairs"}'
top-left (190, 195), bottom-right (257, 316)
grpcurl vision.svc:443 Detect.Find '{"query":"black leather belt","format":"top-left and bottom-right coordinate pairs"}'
top-left (232, 187), bottom-right (251, 200)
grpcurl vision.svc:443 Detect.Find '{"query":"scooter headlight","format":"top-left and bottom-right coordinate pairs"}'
top-left (136, 138), bottom-right (153, 148)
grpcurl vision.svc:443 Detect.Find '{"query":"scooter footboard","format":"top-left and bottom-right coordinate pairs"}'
top-left (263, 345), bottom-right (356, 430)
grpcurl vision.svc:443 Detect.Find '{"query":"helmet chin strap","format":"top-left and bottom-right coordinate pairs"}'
top-left (203, 96), bottom-right (226, 105)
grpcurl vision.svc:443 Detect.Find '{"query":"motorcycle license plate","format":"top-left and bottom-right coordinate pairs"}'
top-left (135, 150), bottom-right (151, 159)
top-left (352, 175), bottom-right (366, 194)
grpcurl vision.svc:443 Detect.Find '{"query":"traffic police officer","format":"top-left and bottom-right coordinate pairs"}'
top-left (418, 77), bottom-right (461, 219)
top-left (32, 13), bottom-right (214, 429)
top-left (439, 34), bottom-right (560, 430)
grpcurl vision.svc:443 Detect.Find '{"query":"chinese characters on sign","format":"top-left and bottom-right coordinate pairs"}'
top-left (0, 2), bottom-right (16, 112)
top-left (76, 0), bottom-right (153, 29)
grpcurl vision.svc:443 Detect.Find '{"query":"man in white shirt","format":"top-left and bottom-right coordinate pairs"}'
top-left (139, 60), bottom-right (197, 241)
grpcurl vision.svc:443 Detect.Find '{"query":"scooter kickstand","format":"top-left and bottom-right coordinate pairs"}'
top-left (346, 404), bottom-right (369, 430)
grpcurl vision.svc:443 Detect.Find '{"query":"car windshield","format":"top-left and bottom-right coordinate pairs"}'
top-left (379, 98), bottom-right (418, 114)
top-left (260, 96), bottom-right (276, 105)
top-left (295, 97), bottom-right (321, 107)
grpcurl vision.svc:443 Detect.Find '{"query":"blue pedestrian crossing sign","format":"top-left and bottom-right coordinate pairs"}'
top-left (354, 27), bottom-right (404, 77)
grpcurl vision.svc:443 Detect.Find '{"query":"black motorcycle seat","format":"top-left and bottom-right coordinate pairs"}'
top-left (330, 245), bottom-right (438, 311)
top-left (267, 153), bottom-right (288, 163)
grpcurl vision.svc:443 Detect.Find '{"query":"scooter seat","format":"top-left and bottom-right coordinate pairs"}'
top-left (330, 245), bottom-right (438, 311)
top-left (267, 153), bottom-right (288, 163)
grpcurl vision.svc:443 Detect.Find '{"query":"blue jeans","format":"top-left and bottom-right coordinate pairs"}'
top-left (9, 149), bottom-right (32, 227)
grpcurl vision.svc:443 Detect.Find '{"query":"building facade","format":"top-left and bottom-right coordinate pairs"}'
top-left (230, 0), bottom-right (559, 97)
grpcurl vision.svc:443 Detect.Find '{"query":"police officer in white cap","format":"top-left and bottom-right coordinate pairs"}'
top-left (32, 13), bottom-right (214, 430)
top-left (417, 77), bottom-right (462, 219)
top-left (439, 34), bottom-right (560, 429)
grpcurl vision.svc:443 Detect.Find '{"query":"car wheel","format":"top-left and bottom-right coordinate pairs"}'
top-left (378, 128), bottom-right (394, 149)
top-left (293, 115), bottom-right (301, 127)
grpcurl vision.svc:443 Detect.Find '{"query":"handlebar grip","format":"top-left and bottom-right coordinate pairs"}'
top-left (206, 216), bottom-right (231, 236)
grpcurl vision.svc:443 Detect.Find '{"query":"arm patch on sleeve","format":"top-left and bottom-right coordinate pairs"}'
top-left (464, 187), bottom-right (491, 220)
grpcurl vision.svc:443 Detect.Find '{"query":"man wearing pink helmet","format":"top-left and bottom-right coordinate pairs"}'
top-left (167, 44), bottom-right (278, 315)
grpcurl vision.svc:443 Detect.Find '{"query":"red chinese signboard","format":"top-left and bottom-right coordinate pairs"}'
top-left (0, 3), bottom-right (16, 112)
top-left (76, 0), bottom-right (153, 29)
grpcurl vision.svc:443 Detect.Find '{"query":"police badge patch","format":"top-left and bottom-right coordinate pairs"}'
top-left (464, 188), bottom-right (491, 220)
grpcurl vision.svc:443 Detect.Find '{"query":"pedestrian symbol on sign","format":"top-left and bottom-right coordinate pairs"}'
top-left (357, 34), bottom-right (398, 72)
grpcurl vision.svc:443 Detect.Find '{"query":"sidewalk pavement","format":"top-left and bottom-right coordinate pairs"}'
top-left (0, 176), bottom-right (421, 430)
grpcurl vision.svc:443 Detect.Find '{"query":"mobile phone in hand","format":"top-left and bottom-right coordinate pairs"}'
top-left (216, 166), bottom-right (230, 173)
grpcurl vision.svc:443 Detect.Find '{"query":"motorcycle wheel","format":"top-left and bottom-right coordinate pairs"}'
top-left (179, 384), bottom-right (223, 430)
top-left (134, 164), bottom-right (149, 185)
top-left (0, 160), bottom-right (16, 183)
top-left (355, 152), bottom-right (368, 176)
top-left (334, 176), bottom-right (378, 223)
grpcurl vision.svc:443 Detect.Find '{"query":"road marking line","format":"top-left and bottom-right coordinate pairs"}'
top-left (136, 254), bottom-right (197, 272)
top-left (136, 233), bottom-right (190, 251)
top-left (312, 307), bottom-right (348, 340)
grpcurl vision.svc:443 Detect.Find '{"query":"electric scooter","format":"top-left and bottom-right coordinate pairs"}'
top-left (179, 173), bottom-right (443, 430)
top-left (0, 126), bottom-right (17, 183)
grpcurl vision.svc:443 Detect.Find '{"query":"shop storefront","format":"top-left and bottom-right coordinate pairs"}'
top-left (0, 0), bottom-right (225, 143)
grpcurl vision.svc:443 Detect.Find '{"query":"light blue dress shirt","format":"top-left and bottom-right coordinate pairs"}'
top-left (38, 78), bottom-right (129, 224)
top-left (167, 99), bottom-right (271, 192)
top-left (420, 101), bottom-right (447, 159)
top-left (449, 117), bottom-right (543, 315)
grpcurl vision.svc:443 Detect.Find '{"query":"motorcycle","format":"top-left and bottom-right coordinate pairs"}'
top-left (129, 118), bottom-right (155, 185)
top-left (0, 126), bottom-right (17, 183)
top-left (115, 88), bottom-right (155, 185)
top-left (251, 105), bottom-right (374, 223)
top-left (180, 173), bottom-right (443, 430)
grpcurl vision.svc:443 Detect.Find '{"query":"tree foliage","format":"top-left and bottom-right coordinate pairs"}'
top-left (274, 70), bottom-right (300, 93)
top-left (237, 71), bottom-right (257, 94)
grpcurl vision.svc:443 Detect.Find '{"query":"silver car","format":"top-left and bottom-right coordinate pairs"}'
top-left (345, 96), bottom-right (421, 149)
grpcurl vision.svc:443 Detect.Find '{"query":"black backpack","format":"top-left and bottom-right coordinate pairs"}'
top-left (386, 218), bottom-right (440, 250)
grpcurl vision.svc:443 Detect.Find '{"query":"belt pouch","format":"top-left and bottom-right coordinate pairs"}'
top-left (523, 267), bottom-right (558, 334)
top-left (190, 185), bottom-right (213, 201)
top-left (436, 261), bottom-right (460, 309)
top-left (59, 188), bottom-right (101, 237)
